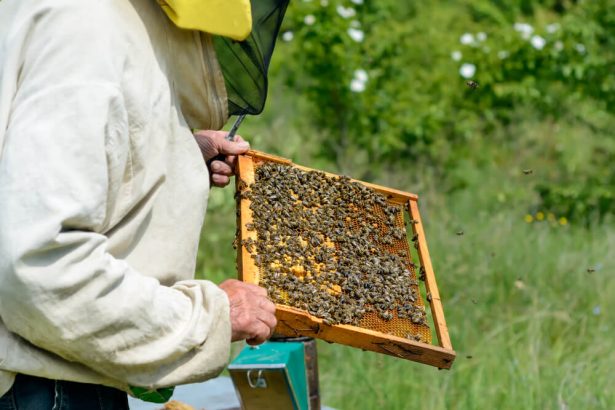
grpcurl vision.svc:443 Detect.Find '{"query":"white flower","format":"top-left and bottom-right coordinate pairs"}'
top-left (460, 33), bottom-right (475, 45)
top-left (347, 28), bottom-right (364, 42)
top-left (575, 43), bottom-right (586, 54)
top-left (476, 32), bottom-right (487, 42)
top-left (350, 0), bottom-right (364, 4)
top-left (304, 14), bottom-right (316, 25)
top-left (350, 69), bottom-right (368, 92)
top-left (530, 35), bottom-right (546, 50)
top-left (336, 5), bottom-right (356, 19)
top-left (350, 78), bottom-right (366, 93)
top-left (514, 22), bottom-right (534, 39)
top-left (545, 23), bottom-right (560, 33)
top-left (451, 50), bottom-right (462, 61)
top-left (497, 50), bottom-right (509, 59)
top-left (353, 69), bottom-right (368, 83)
top-left (282, 31), bottom-right (294, 42)
top-left (459, 63), bottom-right (476, 79)
top-left (320, 0), bottom-right (329, 6)
top-left (553, 41), bottom-right (564, 51)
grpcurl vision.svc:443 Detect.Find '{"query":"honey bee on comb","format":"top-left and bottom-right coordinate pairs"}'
top-left (242, 161), bottom-right (431, 342)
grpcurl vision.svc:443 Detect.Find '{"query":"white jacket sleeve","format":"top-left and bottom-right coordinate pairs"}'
top-left (0, 2), bottom-right (231, 388)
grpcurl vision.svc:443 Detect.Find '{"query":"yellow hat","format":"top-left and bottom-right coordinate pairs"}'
top-left (158, 0), bottom-right (252, 41)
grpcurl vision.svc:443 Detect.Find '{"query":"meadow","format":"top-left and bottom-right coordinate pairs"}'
top-left (197, 113), bottom-right (614, 409)
top-left (197, 1), bottom-right (614, 408)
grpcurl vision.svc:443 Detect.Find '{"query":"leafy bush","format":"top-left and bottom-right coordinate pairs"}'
top-left (274, 0), bottom-right (615, 220)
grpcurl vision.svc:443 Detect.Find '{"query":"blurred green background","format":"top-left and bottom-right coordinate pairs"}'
top-left (199, 0), bottom-right (614, 409)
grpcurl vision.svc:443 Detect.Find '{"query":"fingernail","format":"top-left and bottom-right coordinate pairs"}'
top-left (237, 141), bottom-right (250, 149)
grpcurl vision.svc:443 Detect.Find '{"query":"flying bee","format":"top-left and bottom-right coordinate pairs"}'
top-left (466, 80), bottom-right (479, 90)
top-left (587, 267), bottom-right (595, 273)
top-left (456, 230), bottom-right (464, 236)
top-left (523, 169), bottom-right (533, 175)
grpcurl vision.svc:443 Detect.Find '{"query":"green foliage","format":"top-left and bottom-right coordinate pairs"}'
top-left (274, 0), bottom-right (615, 220)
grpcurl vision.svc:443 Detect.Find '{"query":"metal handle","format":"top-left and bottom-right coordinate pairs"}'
top-left (247, 369), bottom-right (267, 389)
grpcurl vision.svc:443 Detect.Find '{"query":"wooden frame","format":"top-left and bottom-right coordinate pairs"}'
top-left (236, 150), bottom-right (456, 369)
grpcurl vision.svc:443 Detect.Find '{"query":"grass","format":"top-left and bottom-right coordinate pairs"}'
top-left (316, 199), bottom-right (614, 409)
top-left (196, 87), bottom-right (613, 409)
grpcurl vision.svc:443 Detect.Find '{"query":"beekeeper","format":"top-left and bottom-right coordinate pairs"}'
top-left (0, 0), bottom-right (277, 408)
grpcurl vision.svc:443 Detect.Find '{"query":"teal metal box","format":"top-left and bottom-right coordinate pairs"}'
top-left (229, 342), bottom-right (309, 410)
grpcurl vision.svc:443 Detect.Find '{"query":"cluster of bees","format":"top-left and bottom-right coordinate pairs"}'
top-left (239, 161), bottom-right (428, 332)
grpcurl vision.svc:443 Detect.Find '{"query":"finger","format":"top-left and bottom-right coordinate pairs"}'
top-left (246, 322), bottom-right (271, 346)
top-left (210, 160), bottom-right (234, 176)
top-left (211, 174), bottom-right (230, 187)
top-left (218, 138), bottom-right (250, 156)
top-left (224, 155), bottom-right (237, 167)
top-left (259, 297), bottom-right (277, 315)
top-left (246, 337), bottom-right (263, 346)
top-left (245, 284), bottom-right (268, 297)
top-left (259, 309), bottom-right (277, 330)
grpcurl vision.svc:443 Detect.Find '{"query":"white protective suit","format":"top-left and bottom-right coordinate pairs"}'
top-left (0, 0), bottom-right (233, 396)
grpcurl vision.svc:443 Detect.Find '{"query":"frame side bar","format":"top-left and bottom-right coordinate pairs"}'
top-left (408, 200), bottom-right (453, 351)
top-left (237, 155), bottom-right (258, 283)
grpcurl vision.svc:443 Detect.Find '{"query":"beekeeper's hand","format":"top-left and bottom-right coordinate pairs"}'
top-left (219, 279), bottom-right (277, 345)
top-left (193, 130), bottom-right (250, 187)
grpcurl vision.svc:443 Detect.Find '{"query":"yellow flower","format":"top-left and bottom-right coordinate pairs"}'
top-left (547, 212), bottom-right (556, 222)
top-left (559, 217), bottom-right (568, 226)
top-left (524, 214), bottom-right (534, 223)
top-left (536, 211), bottom-right (545, 221)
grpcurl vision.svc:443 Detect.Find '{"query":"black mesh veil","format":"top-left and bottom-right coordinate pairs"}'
top-left (213, 0), bottom-right (290, 116)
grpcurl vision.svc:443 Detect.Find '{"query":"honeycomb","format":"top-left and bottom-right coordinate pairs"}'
top-left (238, 158), bottom-right (431, 344)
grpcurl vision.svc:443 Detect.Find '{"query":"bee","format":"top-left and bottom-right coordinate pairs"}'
top-left (466, 80), bottom-right (479, 89)
top-left (411, 312), bottom-right (425, 324)
top-left (523, 169), bottom-right (533, 175)
top-left (456, 230), bottom-right (464, 236)
top-left (587, 267), bottom-right (595, 273)
top-left (381, 311), bottom-right (393, 321)
top-left (426, 292), bottom-right (432, 303)
top-left (466, 355), bottom-right (473, 359)
top-left (471, 298), bottom-right (478, 304)
top-left (419, 267), bottom-right (426, 281)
